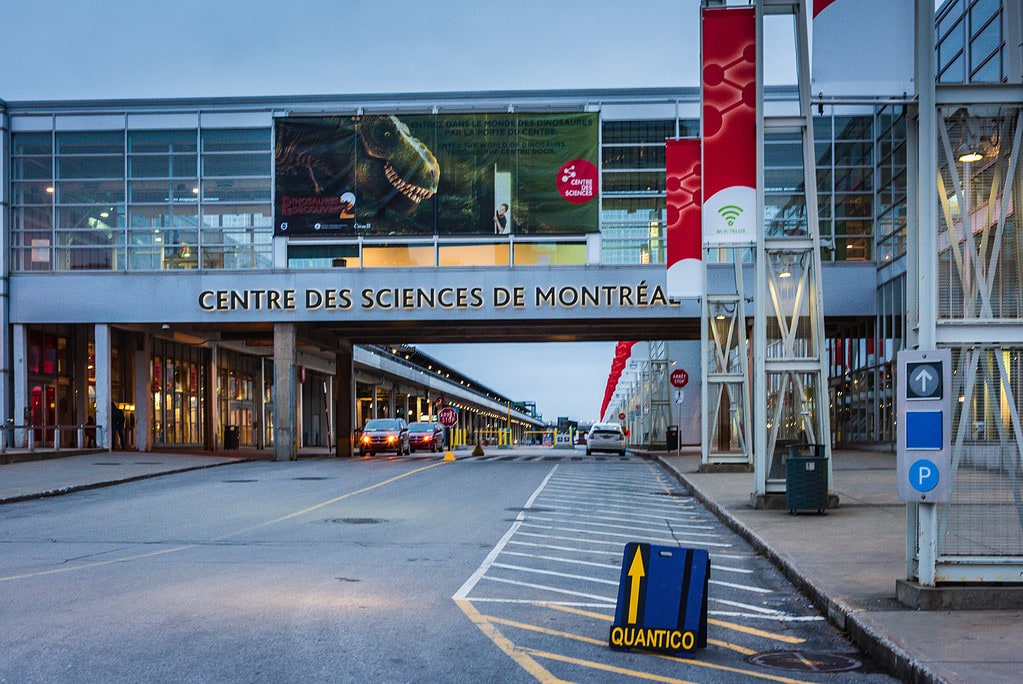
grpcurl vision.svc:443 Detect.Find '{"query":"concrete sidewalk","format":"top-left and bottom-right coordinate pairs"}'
top-left (654, 448), bottom-right (1023, 684)
top-left (0, 450), bottom-right (246, 503)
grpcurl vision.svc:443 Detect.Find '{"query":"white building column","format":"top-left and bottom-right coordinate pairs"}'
top-left (273, 323), bottom-right (297, 461)
top-left (94, 324), bottom-right (112, 450)
top-left (133, 332), bottom-right (151, 452)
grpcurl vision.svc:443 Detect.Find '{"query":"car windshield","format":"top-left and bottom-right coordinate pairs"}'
top-left (364, 419), bottom-right (400, 430)
top-left (408, 423), bottom-right (433, 431)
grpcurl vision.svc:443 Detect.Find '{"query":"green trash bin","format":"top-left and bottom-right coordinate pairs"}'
top-left (785, 444), bottom-right (828, 514)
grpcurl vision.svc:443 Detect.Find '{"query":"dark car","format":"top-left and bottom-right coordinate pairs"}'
top-left (359, 418), bottom-right (410, 456)
top-left (408, 421), bottom-right (445, 453)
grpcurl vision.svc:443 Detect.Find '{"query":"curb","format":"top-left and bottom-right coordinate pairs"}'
top-left (653, 455), bottom-right (940, 684)
top-left (0, 459), bottom-right (251, 506)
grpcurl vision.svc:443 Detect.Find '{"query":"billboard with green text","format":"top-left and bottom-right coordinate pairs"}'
top-left (274, 112), bottom-right (599, 237)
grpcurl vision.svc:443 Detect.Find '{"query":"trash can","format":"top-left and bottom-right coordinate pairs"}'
top-left (224, 425), bottom-right (240, 451)
top-left (785, 444), bottom-right (828, 514)
top-left (666, 425), bottom-right (680, 450)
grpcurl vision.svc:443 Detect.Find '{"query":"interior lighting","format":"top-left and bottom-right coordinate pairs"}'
top-left (46, 186), bottom-right (55, 194)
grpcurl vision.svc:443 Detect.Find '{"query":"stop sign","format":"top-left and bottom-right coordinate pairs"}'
top-left (670, 368), bottom-right (689, 389)
top-left (438, 406), bottom-right (459, 427)
top-left (618, 412), bottom-right (626, 420)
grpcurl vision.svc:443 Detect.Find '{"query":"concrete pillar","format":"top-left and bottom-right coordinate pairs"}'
top-left (207, 343), bottom-right (219, 450)
top-left (133, 332), bottom-right (151, 451)
top-left (12, 325), bottom-right (27, 447)
top-left (334, 341), bottom-right (355, 457)
top-left (94, 324), bottom-right (112, 450)
top-left (273, 323), bottom-right (298, 461)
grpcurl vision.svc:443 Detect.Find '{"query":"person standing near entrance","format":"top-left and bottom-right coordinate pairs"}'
top-left (111, 402), bottom-right (126, 450)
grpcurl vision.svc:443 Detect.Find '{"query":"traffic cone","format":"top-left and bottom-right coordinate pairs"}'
top-left (472, 442), bottom-right (485, 456)
top-left (443, 449), bottom-right (456, 461)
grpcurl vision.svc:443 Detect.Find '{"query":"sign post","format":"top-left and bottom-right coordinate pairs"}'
top-left (670, 369), bottom-right (689, 453)
top-left (438, 406), bottom-right (459, 461)
top-left (897, 349), bottom-right (952, 503)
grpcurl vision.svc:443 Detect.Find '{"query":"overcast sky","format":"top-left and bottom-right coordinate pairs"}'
top-left (0, 1), bottom-right (814, 421)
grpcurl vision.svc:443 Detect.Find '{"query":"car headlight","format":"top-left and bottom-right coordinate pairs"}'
top-left (387, 435), bottom-right (396, 444)
top-left (361, 435), bottom-right (370, 444)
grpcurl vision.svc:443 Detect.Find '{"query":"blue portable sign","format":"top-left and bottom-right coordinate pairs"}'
top-left (609, 543), bottom-right (709, 657)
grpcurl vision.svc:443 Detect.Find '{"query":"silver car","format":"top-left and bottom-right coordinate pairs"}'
top-left (586, 422), bottom-right (627, 456)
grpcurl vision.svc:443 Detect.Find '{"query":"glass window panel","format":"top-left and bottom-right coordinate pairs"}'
top-left (834, 193), bottom-right (872, 217)
top-left (13, 206), bottom-right (53, 231)
top-left (601, 172), bottom-right (664, 193)
top-left (202, 152), bottom-right (271, 176)
top-left (128, 130), bottom-right (197, 153)
top-left (13, 133), bottom-right (53, 155)
top-left (129, 179), bottom-right (198, 203)
top-left (201, 178), bottom-right (271, 202)
top-left (970, 0), bottom-right (999, 28)
top-left (834, 166), bottom-right (873, 192)
top-left (438, 243), bottom-right (510, 267)
top-left (601, 120), bottom-right (674, 144)
top-left (129, 205), bottom-right (199, 228)
top-left (201, 128), bottom-right (270, 152)
top-left (57, 155), bottom-right (123, 179)
top-left (202, 203), bottom-right (272, 228)
top-left (12, 156), bottom-right (52, 180)
top-left (57, 206), bottom-right (124, 229)
top-left (834, 116), bottom-right (872, 140)
top-left (10, 181), bottom-right (55, 204)
top-left (363, 244), bottom-right (435, 267)
top-left (970, 17), bottom-right (1001, 73)
top-left (971, 51), bottom-right (1002, 82)
top-left (513, 242), bottom-right (586, 266)
top-left (601, 145), bottom-right (666, 170)
top-left (129, 154), bottom-right (197, 178)
top-left (764, 168), bottom-right (805, 193)
top-left (939, 53), bottom-right (966, 83)
top-left (55, 180), bottom-right (124, 204)
top-left (833, 141), bottom-right (872, 165)
top-left (56, 131), bottom-right (123, 154)
top-left (813, 117), bottom-right (832, 140)
top-left (764, 142), bottom-right (803, 167)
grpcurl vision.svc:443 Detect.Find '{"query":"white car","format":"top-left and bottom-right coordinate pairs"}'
top-left (586, 422), bottom-right (627, 456)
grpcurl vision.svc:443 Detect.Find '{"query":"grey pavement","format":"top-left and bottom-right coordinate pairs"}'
top-left (2, 446), bottom-right (1021, 682)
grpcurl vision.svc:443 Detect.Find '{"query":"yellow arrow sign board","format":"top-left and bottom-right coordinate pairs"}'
top-left (609, 542), bottom-right (710, 657)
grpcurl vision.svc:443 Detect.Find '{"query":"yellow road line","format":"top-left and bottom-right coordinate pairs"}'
top-left (535, 604), bottom-right (755, 656)
top-left (454, 600), bottom-right (569, 684)
top-left (523, 648), bottom-right (698, 684)
top-left (0, 462), bottom-right (447, 582)
top-left (709, 617), bottom-right (805, 644)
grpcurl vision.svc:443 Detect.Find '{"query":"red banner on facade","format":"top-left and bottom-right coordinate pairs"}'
top-left (701, 7), bottom-right (756, 244)
top-left (665, 139), bottom-right (702, 298)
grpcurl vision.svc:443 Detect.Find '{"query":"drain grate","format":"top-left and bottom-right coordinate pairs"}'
top-left (746, 651), bottom-right (862, 673)
top-left (222, 479), bottom-right (259, 483)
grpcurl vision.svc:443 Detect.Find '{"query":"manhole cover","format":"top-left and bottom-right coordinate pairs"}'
top-left (292, 476), bottom-right (331, 481)
top-left (746, 651), bottom-right (862, 673)
top-left (325, 517), bottom-right (386, 525)
top-left (222, 479), bottom-right (259, 483)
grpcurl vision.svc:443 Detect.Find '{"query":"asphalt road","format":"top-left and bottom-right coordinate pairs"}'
top-left (0, 448), bottom-right (897, 682)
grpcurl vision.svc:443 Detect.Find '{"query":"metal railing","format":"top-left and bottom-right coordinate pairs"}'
top-left (0, 423), bottom-right (106, 454)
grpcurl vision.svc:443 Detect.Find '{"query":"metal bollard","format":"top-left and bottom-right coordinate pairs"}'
top-left (27, 428), bottom-right (35, 452)
top-left (78, 425), bottom-right (85, 449)
top-left (54, 426), bottom-right (62, 450)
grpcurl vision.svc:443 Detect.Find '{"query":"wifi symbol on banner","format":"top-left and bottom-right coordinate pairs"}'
top-left (718, 205), bottom-right (744, 226)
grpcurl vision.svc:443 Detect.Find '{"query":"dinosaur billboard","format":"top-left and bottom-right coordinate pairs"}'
top-left (274, 112), bottom-right (599, 238)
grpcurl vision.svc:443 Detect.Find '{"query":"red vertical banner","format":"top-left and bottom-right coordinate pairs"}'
top-left (666, 139), bottom-right (702, 298)
top-left (701, 7), bottom-right (756, 244)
